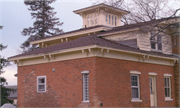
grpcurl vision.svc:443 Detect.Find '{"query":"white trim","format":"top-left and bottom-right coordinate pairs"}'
top-left (148, 72), bottom-right (157, 76)
top-left (130, 71), bottom-right (141, 75)
top-left (81, 70), bottom-right (90, 74)
top-left (37, 76), bottom-right (46, 93)
top-left (131, 99), bottom-right (142, 102)
top-left (9, 45), bottom-right (178, 67)
top-left (165, 98), bottom-right (173, 101)
top-left (164, 74), bottom-right (172, 77)
top-left (82, 100), bottom-right (90, 103)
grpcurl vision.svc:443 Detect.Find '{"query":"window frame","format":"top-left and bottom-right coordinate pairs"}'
top-left (95, 14), bottom-right (98, 24)
top-left (131, 74), bottom-right (140, 100)
top-left (37, 76), bottom-right (46, 93)
top-left (88, 15), bottom-right (90, 26)
top-left (130, 71), bottom-right (142, 102)
top-left (81, 71), bottom-right (90, 103)
top-left (164, 74), bottom-right (173, 101)
top-left (150, 33), bottom-right (162, 51)
top-left (106, 14), bottom-right (108, 24)
top-left (91, 15), bottom-right (94, 25)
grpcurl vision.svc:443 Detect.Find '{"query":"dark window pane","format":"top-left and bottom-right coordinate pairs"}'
top-left (151, 43), bottom-right (156, 49)
top-left (158, 43), bottom-right (162, 50)
top-left (131, 76), bottom-right (138, 86)
top-left (151, 33), bottom-right (156, 49)
top-left (39, 78), bottom-right (45, 83)
top-left (132, 88), bottom-right (139, 98)
top-left (165, 78), bottom-right (167, 87)
top-left (167, 78), bottom-right (169, 87)
top-left (165, 88), bottom-right (168, 97)
top-left (39, 85), bottom-right (45, 90)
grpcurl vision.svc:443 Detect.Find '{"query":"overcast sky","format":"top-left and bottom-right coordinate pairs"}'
top-left (0, 0), bottom-right (93, 85)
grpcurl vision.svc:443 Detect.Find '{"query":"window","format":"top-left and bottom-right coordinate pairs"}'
top-left (81, 71), bottom-right (90, 102)
top-left (112, 16), bottom-right (114, 25)
top-left (109, 15), bottom-right (111, 24)
top-left (157, 35), bottom-right (162, 50)
top-left (164, 74), bottom-right (173, 101)
top-left (88, 16), bottom-right (90, 26)
top-left (165, 77), bottom-right (170, 97)
top-left (115, 16), bottom-right (117, 26)
top-left (106, 14), bottom-right (108, 24)
top-left (150, 33), bottom-right (162, 51)
top-left (131, 75), bottom-right (140, 99)
top-left (37, 76), bottom-right (46, 92)
top-left (95, 14), bottom-right (98, 24)
top-left (91, 15), bottom-right (94, 25)
top-left (150, 33), bottom-right (156, 49)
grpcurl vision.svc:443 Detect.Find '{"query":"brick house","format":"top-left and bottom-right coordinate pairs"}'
top-left (8, 3), bottom-right (179, 107)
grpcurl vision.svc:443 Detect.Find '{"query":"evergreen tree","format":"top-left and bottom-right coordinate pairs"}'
top-left (0, 26), bottom-right (15, 106)
top-left (21, 0), bottom-right (63, 52)
top-left (1, 78), bottom-right (14, 106)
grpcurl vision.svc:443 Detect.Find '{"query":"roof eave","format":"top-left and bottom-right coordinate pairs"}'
top-left (8, 44), bottom-right (178, 62)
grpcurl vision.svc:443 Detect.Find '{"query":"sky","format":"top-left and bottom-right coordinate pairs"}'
top-left (0, 0), bottom-right (93, 85)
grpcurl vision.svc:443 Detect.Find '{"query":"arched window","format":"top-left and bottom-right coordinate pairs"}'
top-left (91, 15), bottom-right (94, 25)
top-left (95, 14), bottom-right (98, 24)
top-left (88, 15), bottom-right (90, 26)
top-left (106, 14), bottom-right (108, 24)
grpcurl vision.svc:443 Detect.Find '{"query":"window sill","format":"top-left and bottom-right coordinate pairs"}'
top-left (165, 98), bottom-right (173, 101)
top-left (37, 91), bottom-right (46, 93)
top-left (131, 99), bottom-right (142, 102)
top-left (82, 100), bottom-right (90, 103)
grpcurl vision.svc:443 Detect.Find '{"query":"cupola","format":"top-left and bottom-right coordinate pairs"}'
top-left (73, 3), bottom-right (129, 28)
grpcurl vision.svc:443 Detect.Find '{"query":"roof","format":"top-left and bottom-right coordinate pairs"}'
top-left (5, 85), bottom-right (17, 99)
top-left (98, 17), bottom-right (180, 35)
top-left (30, 17), bottom-right (180, 45)
top-left (9, 35), bottom-right (177, 59)
top-left (30, 25), bottom-right (112, 44)
top-left (73, 3), bottom-right (129, 15)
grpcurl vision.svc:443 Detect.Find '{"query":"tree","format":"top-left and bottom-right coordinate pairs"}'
top-left (0, 44), bottom-right (13, 106)
top-left (21, 0), bottom-right (63, 52)
top-left (0, 27), bottom-right (15, 106)
top-left (1, 78), bottom-right (14, 106)
top-left (92, 0), bottom-right (178, 25)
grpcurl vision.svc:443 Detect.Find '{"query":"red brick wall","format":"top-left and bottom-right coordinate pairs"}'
top-left (17, 58), bottom-right (96, 107)
top-left (172, 35), bottom-right (179, 106)
top-left (17, 57), bottom-right (175, 107)
top-left (95, 57), bottom-right (175, 107)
